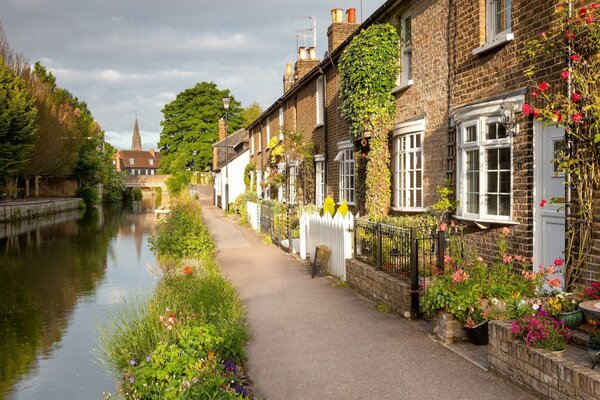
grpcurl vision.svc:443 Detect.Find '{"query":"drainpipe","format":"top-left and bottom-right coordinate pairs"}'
top-left (319, 66), bottom-right (329, 202)
top-left (565, 0), bottom-right (573, 285)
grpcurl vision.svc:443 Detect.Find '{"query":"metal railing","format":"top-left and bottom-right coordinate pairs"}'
top-left (353, 219), bottom-right (447, 317)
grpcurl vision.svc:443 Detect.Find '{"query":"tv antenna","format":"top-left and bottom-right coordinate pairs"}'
top-left (292, 16), bottom-right (316, 49)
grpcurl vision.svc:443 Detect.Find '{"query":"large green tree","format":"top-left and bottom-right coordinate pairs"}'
top-left (241, 102), bottom-right (262, 128)
top-left (0, 60), bottom-right (37, 187)
top-left (158, 81), bottom-right (243, 173)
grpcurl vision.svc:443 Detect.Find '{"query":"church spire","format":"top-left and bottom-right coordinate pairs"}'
top-left (132, 114), bottom-right (142, 151)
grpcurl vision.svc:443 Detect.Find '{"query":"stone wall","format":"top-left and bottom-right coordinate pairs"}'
top-left (0, 199), bottom-right (82, 222)
top-left (489, 320), bottom-right (600, 400)
top-left (346, 258), bottom-right (412, 316)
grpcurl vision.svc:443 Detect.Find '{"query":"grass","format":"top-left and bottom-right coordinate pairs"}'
top-left (99, 198), bottom-right (250, 399)
top-left (376, 303), bottom-right (392, 313)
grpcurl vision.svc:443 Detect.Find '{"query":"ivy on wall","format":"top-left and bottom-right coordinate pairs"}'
top-left (339, 23), bottom-right (400, 216)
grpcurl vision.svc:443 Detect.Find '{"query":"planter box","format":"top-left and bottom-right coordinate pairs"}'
top-left (489, 320), bottom-right (600, 399)
top-left (433, 308), bottom-right (468, 344)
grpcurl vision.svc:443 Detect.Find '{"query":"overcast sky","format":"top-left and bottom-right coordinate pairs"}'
top-left (1, 0), bottom-right (380, 150)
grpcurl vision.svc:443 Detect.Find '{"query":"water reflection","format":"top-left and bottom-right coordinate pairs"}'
top-left (0, 204), bottom-right (158, 400)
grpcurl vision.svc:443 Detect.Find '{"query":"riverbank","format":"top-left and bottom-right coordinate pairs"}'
top-left (0, 198), bottom-right (82, 222)
top-left (100, 198), bottom-right (251, 399)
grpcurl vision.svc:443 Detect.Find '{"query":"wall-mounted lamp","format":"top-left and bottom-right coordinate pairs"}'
top-left (500, 100), bottom-right (516, 134)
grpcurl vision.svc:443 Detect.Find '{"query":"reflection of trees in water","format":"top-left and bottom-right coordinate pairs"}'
top-left (0, 206), bottom-right (125, 396)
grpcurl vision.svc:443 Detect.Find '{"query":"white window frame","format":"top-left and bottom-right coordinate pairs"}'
top-left (250, 131), bottom-right (255, 155)
top-left (334, 140), bottom-right (355, 205)
top-left (149, 159), bottom-right (154, 166)
top-left (258, 129), bottom-right (262, 153)
top-left (277, 162), bottom-right (286, 203)
top-left (129, 158), bottom-right (134, 164)
top-left (256, 169), bottom-right (262, 197)
top-left (456, 115), bottom-right (513, 223)
top-left (315, 154), bottom-right (326, 207)
top-left (289, 161), bottom-right (299, 204)
top-left (316, 76), bottom-right (324, 126)
top-left (392, 118), bottom-right (425, 211)
top-left (278, 107), bottom-right (284, 140)
top-left (266, 117), bottom-right (271, 145)
top-left (474, 0), bottom-right (513, 54)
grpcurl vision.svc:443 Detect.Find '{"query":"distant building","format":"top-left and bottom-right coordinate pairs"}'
top-left (114, 117), bottom-right (161, 175)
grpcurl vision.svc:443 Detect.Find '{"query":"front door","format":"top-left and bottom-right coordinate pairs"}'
top-left (534, 121), bottom-right (566, 278)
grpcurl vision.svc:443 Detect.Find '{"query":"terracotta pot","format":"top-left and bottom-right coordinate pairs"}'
top-left (347, 8), bottom-right (356, 23)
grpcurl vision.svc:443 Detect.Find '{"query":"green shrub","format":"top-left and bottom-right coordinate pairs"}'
top-left (132, 188), bottom-right (142, 201)
top-left (155, 187), bottom-right (162, 207)
top-left (166, 172), bottom-right (191, 195)
top-left (76, 185), bottom-right (99, 206)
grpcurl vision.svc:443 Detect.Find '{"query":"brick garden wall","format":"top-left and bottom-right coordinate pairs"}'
top-left (489, 320), bottom-right (600, 400)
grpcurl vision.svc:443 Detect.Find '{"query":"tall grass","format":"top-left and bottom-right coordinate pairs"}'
top-left (99, 199), bottom-right (249, 398)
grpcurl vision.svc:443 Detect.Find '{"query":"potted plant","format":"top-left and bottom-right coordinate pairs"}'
top-left (548, 292), bottom-right (584, 329)
top-left (588, 329), bottom-right (600, 369)
top-left (464, 303), bottom-right (488, 345)
top-left (511, 311), bottom-right (571, 354)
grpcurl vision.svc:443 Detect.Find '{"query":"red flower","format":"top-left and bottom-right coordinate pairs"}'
top-left (540, 31), bottom-right (547, 39)
top-left (571, 92), bottom-right (581, 102)
top-left (561, 70), bottom-right (570, 79)
top-left (532, 108), bottom-right (540, 117)
top-left (572, 113), bottom-right (583, 123)
top-left (169, 313), bottom-right (175, 319)
top-left (539, 199), bottom-right (547, 207)
top-left (592, 4), bottom-right (600, 10)
top-left (549, 278), bottom-right (562, 288)
top-left (579, 6), bottom-right (588, 17)
top-left (554, 258), bottom-right (563, 266)
top-left (565, 31), bottom-right (575, 41)
top-left (183, 266), bottom-right (193, 275)
top-left (522, 103), bottom-right (532, 115)
top-left (531, 89), bottom-right (539, 98)
top-left (586, 15), bottom-right (594, 24)
top-left (538, 82), bottom-right (549, 92)
top-left (553, 111), bottom-right (563, 123)
top-left (571, 54), bottom-right (580, 62)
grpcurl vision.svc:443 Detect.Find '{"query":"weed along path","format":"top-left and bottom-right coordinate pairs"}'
top-left (197, 187), bottom-right (533, 400)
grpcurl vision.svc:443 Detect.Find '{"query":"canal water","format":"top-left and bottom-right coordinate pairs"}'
top-left (0, 203), bottom-right (159, 400)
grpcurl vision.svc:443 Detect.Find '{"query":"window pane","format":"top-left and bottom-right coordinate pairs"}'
top-left (488, 172), bottom-right (498, 192)
top-left (466, 126), bottom-right (477, 142)
top-left (487, 123), bottom-right (497, 140)
top-left (499, 171), bottom-right (510, 193)
top-left (499, 195), bottom-right (510, 216)
top-left (487, 195), bottom-right (498, 215)
top-left (499, 147), bottom-right (510, 169)
top-left (488, 149), bottom-right (498, 169)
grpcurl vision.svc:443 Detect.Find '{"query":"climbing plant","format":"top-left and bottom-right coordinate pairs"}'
top-left (521, 1), bottom-right (600, 289)
top-left (339, 23), bottom-right (400, 216)
top-left (243, 163), bottom-right (256, 191)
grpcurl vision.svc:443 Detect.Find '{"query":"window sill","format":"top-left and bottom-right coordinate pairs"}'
top-left (472, 32), bottom-right (514, 56)
top-left (315, 123), bottom-right (324, 128)
top-left (391, 207), bottom-right (427, 212)
top-left (391, 80), bottom-right (413, 94)
top-left (337, 202), bottom-right (356, 206)
top-left (453, 214), bottom-right (520, 227)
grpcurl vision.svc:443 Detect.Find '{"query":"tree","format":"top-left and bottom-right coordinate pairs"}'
top-left (158, 81), bottom-right (243, 173)
top-left (241, 102), bottom-right (262, 127)
top-left (0, 60), bottom-right (37, 192)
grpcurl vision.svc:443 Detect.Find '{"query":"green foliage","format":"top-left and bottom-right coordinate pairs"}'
top-left (376, 303), bottom-right (391, 313)
top-left (431, 182), bottom-right (457, 223)
top-left (339, 23), bottom-right (400, 216)
top-left (241, 102), bottom-right (262, 128)
top-left (132, 188), bottom-right (142, 201)
top-left (76, 185), bottom-right (99, 206)
top-left (166, 171), bottom-right (191, 196)
top-left (101, 143), bottom-right (125, 203)
top-left (158, 82), bottom-right (243, 173)
top-left (243, 163), bottom-right (256, 191)
top-left (323, 196), bottom-right (335, 216)
top-left (101, 200), bottom-right (250, 398)
top-left (232, 191), bottom-right (258, 226)
top-left (155, 187), bottom-right (162, 207)
top-left (0, 60), bottom-right (37, 184)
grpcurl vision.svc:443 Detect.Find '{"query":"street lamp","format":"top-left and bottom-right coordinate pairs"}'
top-left (222, 96), bottom-right (231, 210)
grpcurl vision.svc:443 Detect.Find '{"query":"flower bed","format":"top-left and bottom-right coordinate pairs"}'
top-left (489, 320), bottom-right (600, 399)
top-left (100, 199), bottom-right (251, 399)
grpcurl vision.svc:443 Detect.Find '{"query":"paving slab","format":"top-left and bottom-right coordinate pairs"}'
top-left (197, 186), bottom-right (535, 400)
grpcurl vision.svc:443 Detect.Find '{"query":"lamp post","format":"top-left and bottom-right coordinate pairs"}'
top-left (222, 96), bottom-right (231, 210)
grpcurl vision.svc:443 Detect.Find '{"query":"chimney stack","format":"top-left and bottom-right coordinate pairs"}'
top-left (283, 63), bottom-right (294, 93)
top-left (218, 118), bottom-right (226, 141)
top-left (294, 45), bottom-right (320, 82)
top-left (327, 8), bottom-right (360, 54)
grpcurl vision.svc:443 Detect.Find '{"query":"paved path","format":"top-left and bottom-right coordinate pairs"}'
top-left (198, 187), bottom-right (533, 400)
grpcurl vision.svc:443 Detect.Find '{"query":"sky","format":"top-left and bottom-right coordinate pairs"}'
top-left (1, 0), bottom-right (381, 150)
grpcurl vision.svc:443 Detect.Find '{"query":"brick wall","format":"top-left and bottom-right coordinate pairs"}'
top-left (489, 320), bottom-right (600, 400)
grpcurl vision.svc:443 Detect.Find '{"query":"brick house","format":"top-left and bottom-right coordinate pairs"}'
top-left (115, 117), bottom-right (162, 176)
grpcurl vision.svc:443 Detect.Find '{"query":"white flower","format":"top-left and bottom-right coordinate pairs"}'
top-left (520, 300), bottom-right (526, 305)
top-left (491, 298), bottom-right (499, 305)
top-left (532, 304), bottom-right (540, 311)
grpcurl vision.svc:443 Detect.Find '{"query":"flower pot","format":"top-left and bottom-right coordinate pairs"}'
top-left (549, 348), bottom-right (566, 358)
top-left (465, 321), bottom-right (489, 345)
top-left (580, 300), bottom-right (600, 326)
top-left (555, 309), bottom-right (584, 329)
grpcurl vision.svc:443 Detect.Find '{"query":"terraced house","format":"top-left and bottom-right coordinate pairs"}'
top-left (244, 0), bottom-right (598, 283)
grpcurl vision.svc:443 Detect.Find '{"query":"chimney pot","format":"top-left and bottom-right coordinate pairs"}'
top-left (285, 63), bottom-right (293, 76)
top-left (307, 47), bottom-right (316, 60)
top-left (298, 46), bottom-right (308, 60)
top-left (347, 8), bottom-right (356, 24)
top-left (331, 8), bottom-right (344, 23)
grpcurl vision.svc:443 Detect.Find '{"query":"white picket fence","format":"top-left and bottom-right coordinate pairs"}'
top-left (247, 201), bottom-right (261, 231)
top-left (299, 211), bottom-right (354, 280)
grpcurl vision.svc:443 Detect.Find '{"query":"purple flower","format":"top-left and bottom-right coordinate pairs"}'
top-left (146, 355), bottom-right (151, 363)
top-left (129, 377), bottom-right (135, 383)
top-left (130, 359), bottom-right (136, 366)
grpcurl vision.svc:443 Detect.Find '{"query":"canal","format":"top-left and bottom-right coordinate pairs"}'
top-left (0, 203), bottom-right (159, 400)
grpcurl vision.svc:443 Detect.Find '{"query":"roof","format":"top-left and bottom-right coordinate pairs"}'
top-left (117, 150), bottom-right (161, 169)
top-left (212, 129), bottom-right (249, 170)
top-left (246, 0), bottom-right (402, 131)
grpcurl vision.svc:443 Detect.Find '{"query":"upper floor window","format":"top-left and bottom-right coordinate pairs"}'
top-left (279, 107), bottom-right (284, 140)
top-left (487, 0), bottom-right (511, 43)
top-left (316, 76), bottom-right (324, 126)
top-left (400, 13), bottom-right (412, 86)
top-left (250, 132), bottom-right (255, 155)
top-left (149, 159), bottom-right (154, 166)
top-left (129, 158), bottom-right (134, 164)
top-left (258, 129), bottom-right (262, 152)
top-left (266, 117), bottom-right (271, 145)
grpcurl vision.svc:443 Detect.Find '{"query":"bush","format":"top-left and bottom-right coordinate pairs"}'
top-left (154, 187), bottom-right (162, 207)
top-left (232, 191), bottom-right (258, 225)
top-left (131, 188), bottom-right (142, 201)
top-left (76, 185), bottom-right (98, 206)
top-left (166, 172), bottom-right (191, 195)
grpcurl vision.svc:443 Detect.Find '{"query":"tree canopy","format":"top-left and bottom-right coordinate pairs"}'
top-left (0, 60), bottom-right (37, 183)
top-left (241, 102), bottom-right (262, 128)
top-left (158, 81), bottom-right (243, 173)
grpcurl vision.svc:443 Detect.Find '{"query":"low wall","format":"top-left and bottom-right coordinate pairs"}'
top-left (0, 199), bottom-right (82, 222)
top-left (489, 320), bottom-right (600, 399)
top-left (346, 258), bottom-right (412, 316)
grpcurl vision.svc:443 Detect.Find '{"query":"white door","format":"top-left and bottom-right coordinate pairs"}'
top-left (534, 122), bottom-right (566, 278)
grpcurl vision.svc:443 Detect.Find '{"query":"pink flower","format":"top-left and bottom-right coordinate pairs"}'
top-left (503, 254), bottom-right (513, 264)
top-left (571, 54), bottom-right (580, 62)
top-left (439, 222), bottom-right (448, 232)
top-left (502, 227), bottom-right (511, 236)
top-left (531, 89), bottom-right (539, 98)
top-left (572, 112), bottom-right (583, 123)
top-left (592, 4), bottom-right (600, 10)
top-left (522, 103), bottom-right (532, 115)
top-left (554, 258), bottom-right (564, 266)
top-left (565, 31), bottom-right (575, 41)
top-left (586, 15), bottom-right (594, 24)
top-left (476, 256), bottom-right (484, 263)
top-left (561, 70), bottom-right (570, 80)
top-left (549, 278), bottom-right (562, 288)
top-left (452, 269), bottom-right (469, 283)
top-left (571, 92), bottom-right (582, 102)
top-left (540, 31), bottom-right (547, 39)
top-left (547, 266), bottom-right (555, 274)
top-left (538, 82), bottom-right (549, 92)
top-left (539, 199), bottom-right (547, 207)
